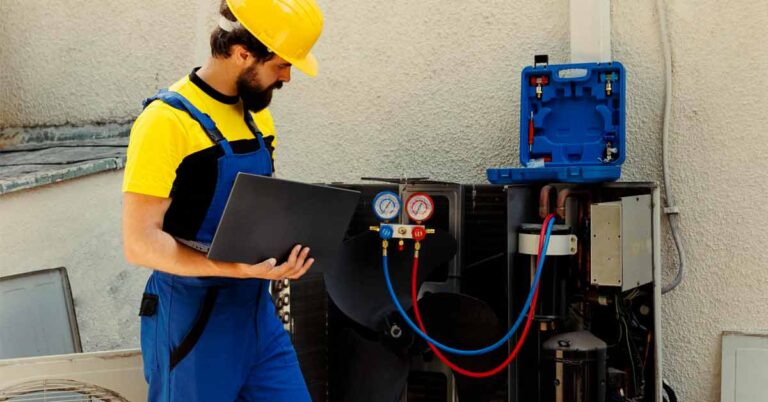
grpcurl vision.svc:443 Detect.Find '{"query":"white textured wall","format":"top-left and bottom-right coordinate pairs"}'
top-left (0, 172), bottom-right (148, 351)
top-left (0, 0), bottom-right (216, 128)
top-left (1, 1), bottom-right (768, 400)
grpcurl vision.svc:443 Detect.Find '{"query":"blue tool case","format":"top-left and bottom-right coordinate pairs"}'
top-left (487, 61), bottom-right (626, 184)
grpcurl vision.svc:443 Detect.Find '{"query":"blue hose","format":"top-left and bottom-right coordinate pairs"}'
top-left (382, 217), bottom-right (556, 356)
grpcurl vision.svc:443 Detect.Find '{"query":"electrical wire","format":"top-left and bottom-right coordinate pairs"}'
top-left (656, 0), bottom-right (686, 294)
top-left (623, 316), bottom-right (638, 395)
top-left (408, 215), bottom-right (554, 378)
top-left (381, 215), bottom-right (556, 356)
top-left (462, 252), bottom-right (505, 271)
top-left (616, 293), bottom-right (648, 400)
top-left (625, 288), bottom-right (640, 301)
top-left (662, 380), bottom-right (678, 402)
top-left (607, 316), bottom-right (625, 349)
top-left (613, 294), bottom-right (636, 395)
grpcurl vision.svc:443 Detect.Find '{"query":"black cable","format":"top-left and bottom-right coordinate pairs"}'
top-left (616, 294), bottom-right (648, 399)
top-left (663, 380), bottom-right (678, 402)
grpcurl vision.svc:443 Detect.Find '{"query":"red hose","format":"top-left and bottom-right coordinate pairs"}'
top-left (410, 215), bottom-right (553, 378)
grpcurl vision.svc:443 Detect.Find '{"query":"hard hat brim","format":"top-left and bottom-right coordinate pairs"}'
top-left (282, 50), bottom-right (318, 77)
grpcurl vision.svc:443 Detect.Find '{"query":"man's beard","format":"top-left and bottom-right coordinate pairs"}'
top-left (237, 65), bottom-right (282, 113)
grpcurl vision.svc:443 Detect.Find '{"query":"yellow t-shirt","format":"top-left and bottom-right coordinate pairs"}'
top-left (122, 70), bottom-right (277, 240)
top-left (123, 73), bottom-right (276, 198)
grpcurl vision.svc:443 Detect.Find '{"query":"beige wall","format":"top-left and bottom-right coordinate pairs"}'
top-left (0, 172), bottom-right (148, 352)
top-left (1, 1), bottom-right (768, 400)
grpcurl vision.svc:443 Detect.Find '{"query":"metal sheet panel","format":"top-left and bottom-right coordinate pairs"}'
top-left (590, 202), bottom-right (622, 287)
top-left (621, 195), bottom-right (653, 290)
top-left (0, 268), bottom-right (81, 359)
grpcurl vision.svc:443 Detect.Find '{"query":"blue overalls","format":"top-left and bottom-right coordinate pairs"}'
top-left (138, 90), bottom-right (311, 402)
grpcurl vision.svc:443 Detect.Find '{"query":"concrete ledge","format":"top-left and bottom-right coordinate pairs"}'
top-left (0, 157), bottom-right (126, 195)
top-left (0, 123), bottom-right (130, 196)
top-left (0, 123), bottom-right (131, 148)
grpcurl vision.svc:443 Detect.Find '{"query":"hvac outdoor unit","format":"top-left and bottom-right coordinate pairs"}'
top-left (0, 349), bottom-right (146, 402)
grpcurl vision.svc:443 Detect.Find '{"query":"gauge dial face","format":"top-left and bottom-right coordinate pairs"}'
top-left (373, 191), bottom-right (402, 221)
top-left (406, 193), bottom-right (435, 222)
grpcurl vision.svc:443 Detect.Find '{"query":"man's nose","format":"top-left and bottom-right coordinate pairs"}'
top-left (280, 67), bottom-right (292, 83)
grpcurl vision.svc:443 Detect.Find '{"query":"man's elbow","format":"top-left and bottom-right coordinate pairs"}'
top-left (123, 236), bottom-right (145, 266)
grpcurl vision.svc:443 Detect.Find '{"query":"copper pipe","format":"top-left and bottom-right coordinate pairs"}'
top-left (555, 187), bottom-right (594, 285)
top-left (539, 185), bottom-right (558, 219)
top-left (643, 332), bottom-right (653, 368)
top-left (555, 188), bottom-right (592, 220)
top-left (557, 188), bottom-right (593, 282)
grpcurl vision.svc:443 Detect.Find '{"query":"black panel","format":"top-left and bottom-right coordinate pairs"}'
top-left (289, 271), bottom-right (329, 402)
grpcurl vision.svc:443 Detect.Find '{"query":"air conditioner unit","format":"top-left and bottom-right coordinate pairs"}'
top-left (0, 349), bottom-right (146, 402)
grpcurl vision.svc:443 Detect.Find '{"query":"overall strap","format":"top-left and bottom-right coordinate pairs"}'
top-left (142, 89), bottom-right (233, 154)
top-left (243, 108), bottom-right (268, 150)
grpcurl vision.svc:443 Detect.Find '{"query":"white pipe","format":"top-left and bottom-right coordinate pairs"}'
top-left (656, 0), bottom-right (686, 295)
top-left (570, 0), bottom-right (612, 63)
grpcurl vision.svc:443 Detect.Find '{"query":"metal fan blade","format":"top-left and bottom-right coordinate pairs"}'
top-left (331, 326), bottom-right (410, 402)
top-left (324, 230), bottom-right (457, 332)
top-left (410, 292), bottom-right (507, 401)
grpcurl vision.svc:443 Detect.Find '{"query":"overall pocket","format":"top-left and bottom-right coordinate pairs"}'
top-left (169, 287), bottom-right (219, 370)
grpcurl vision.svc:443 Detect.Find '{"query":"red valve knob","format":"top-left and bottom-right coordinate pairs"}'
top-left (529, 75), bottom-right (549, 86)
top-left (412, 227), bottom-right (427, 241)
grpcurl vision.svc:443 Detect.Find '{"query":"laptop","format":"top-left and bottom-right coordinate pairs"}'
top-left (179, 173), bottom-right (360, 273)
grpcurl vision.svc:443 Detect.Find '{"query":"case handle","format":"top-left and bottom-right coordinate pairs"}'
top-left (555, 68), bottom-right (591, 81)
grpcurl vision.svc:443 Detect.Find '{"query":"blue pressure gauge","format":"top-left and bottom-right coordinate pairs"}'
top-left (373, 191), bottom-right (402, 221)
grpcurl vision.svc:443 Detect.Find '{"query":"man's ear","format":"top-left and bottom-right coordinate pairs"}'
top-left (230, 44), bottom-right (251, 65)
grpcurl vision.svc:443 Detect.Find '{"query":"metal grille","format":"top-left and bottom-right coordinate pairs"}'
top-left (0, 379), bottom-right (128, 402)
top-left (290, 271), bottom-right (330, 402)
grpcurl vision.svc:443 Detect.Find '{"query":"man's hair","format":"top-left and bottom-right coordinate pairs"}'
top-left (210, 0), bottom-right (275, 62)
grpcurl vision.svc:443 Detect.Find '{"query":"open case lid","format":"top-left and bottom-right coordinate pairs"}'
top-left (521, 61), bottom-right (625, 167)
top-left (487, 60), bottom-right (625, 184)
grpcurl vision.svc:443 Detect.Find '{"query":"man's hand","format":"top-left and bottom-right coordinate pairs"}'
top-left (230, 245), bottom-right (314, 280)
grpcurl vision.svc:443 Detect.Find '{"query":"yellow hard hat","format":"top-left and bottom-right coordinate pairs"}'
top-left (226, 0), bottom-right (323, 77)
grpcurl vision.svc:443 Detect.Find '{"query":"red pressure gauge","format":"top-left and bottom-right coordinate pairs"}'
top-left (405, 193), bottom-right (435, 223)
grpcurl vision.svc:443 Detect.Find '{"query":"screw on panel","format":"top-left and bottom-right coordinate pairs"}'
top-left (390, 324), bottom-right (403, 339)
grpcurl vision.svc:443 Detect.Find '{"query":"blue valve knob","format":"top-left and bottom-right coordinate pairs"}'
top-left (380, 225), bottom-right (394, 240)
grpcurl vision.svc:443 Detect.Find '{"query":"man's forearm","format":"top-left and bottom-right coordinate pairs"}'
top-left (124, 228), bottom-right (233, 277)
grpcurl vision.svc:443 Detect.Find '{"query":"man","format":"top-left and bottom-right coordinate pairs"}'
top-left (121, 0), bottom-right (323, 400)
